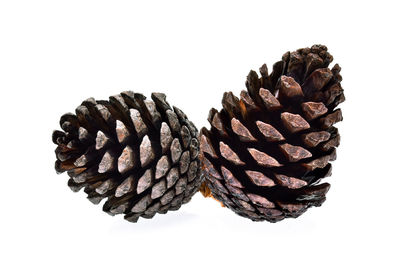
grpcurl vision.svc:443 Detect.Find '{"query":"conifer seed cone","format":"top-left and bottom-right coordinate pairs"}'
top-left (52, 91), bottom-right (202, 223)
top-left (200, 45), bottom-right (344, 222)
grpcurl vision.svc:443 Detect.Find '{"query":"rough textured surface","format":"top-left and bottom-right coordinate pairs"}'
top-left (200, 45), bottom-right (344, 222)
top-left (53, 91), bottom-right (203, 223)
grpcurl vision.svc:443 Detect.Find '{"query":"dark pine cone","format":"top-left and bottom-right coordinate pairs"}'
top-left (200, 45), bottom-right (344, 222)
top-left (52, 91), bottom-right (203, 223)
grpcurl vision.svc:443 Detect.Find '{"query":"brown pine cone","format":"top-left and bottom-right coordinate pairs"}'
top-left (200, 45), bottom-right (344, 222)
top-left (52, 91), bottom-right (203, 223)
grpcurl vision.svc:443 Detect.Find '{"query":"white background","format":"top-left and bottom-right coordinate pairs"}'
top-left (0, 0), bottom-right (399, 263)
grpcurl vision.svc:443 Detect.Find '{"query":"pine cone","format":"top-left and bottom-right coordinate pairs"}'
top-left (52, 91), bottom-right (202, 223)
top-left (200, 45), bottom-right (344, 222)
